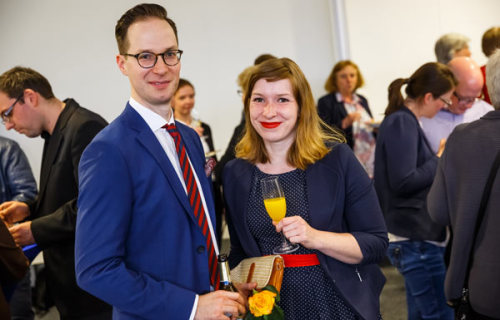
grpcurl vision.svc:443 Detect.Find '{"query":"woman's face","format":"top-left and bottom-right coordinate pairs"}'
top-left (249, 78), bottom-right (299, 148)
top-left (172, 85), bottom-right (195, 117)
top-left (422, 89), bottom-right (454, 118)
top-left (336, 65), bottom-right (358, 96)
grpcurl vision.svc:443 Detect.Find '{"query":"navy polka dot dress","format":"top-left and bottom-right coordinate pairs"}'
top-left (247, 168), bottom-right (360, 320)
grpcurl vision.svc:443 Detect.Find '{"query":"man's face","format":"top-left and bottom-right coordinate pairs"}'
top-left (116, 18), bottom-right (180, 111)
top-left (448, 81), bottom-right (480, 115)
top-left (0, 91), bottom-right (43, 137)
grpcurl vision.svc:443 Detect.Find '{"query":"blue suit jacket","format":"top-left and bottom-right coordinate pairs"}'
top-left (75, 104), bottom-right (216, 319)
top-left (223, 143), bottom-right (388, 320)
top-left (374, 106), bottom-right (445, 241)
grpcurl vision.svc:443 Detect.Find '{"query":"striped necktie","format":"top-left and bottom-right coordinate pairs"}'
top-left (164, 123), bottom-right (219, 289)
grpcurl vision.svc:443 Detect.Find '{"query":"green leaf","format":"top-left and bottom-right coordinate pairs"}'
top-left (244, 311), bottom-right (258, 320)
top-left (262, 285), bottom-right (279, 295)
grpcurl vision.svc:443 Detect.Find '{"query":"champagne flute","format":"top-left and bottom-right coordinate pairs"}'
top-left (261, 176), bottom-right (299, 254)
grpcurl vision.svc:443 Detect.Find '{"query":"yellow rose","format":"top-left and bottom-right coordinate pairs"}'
top-left (248, 290), bottom-right (277, 317)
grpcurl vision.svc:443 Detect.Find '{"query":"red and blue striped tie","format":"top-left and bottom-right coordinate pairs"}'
top-left (164, 123), bottom-right (219, 289)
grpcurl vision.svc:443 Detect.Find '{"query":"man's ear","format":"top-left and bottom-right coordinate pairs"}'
top-left (23, 89), bottom-right (38, 108)
top-left (116, 54), bottom-right (128, 76)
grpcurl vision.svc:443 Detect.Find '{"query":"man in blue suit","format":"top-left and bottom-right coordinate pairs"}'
top-left (75, 4), bottom-right (248, 319)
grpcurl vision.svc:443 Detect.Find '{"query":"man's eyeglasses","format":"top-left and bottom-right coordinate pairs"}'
top-left (453, 91), bottom-right (476, 105)
top-left (439, 97), bottom-right (453, 108)
top-left (1, 94), bottom-right (23, 124)
top-left (123, 50), bottom-right (183, 69)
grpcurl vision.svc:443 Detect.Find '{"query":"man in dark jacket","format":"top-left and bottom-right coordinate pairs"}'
top-left (0, 66), bottom-right (111, 319)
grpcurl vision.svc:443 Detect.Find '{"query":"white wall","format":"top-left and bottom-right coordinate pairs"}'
top-left (345, 0), bottom-right (500, 120)
top-left (0, 0), bottom-right (335, 184)
top-left (1, 0), bottom-right (499, 185)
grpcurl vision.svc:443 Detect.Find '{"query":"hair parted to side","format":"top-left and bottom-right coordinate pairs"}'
top-left (253, 54), bottom-right (277, 66)
top-left (385, 62), bottom-right (457, 116)
top-left (237, 66), bottom-right (256, 94)
top-left (175, 78), bottom-right (194, 94)
top-left (324, 60), bottom-right (365, 94)
top-left (482, 27), bottom-right (500, 58)
top-left (0, 66), bottom-right (55, 101)
top-left (434, 33), bottom-right (470, 64)
top-left (115, 3), bottom-right (178, 54)
top-left (486, 49), bottom-right (500, 110)
top-left (235, 58), bottom-right (345, 170)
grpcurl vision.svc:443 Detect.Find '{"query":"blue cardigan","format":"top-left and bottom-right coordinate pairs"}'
top-left (374, 106), bottom-right (445, 241)
top-left (223, 143), bottom-right (388, 320)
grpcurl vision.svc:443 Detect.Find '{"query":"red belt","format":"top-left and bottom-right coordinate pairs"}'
top-left (281, 254), bottom-right (320, 268)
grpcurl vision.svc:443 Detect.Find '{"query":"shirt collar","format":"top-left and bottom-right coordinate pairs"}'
top-left (336, 92), bottom-right (359, 104)
top-left (128, 97), bottom-right (174, 131)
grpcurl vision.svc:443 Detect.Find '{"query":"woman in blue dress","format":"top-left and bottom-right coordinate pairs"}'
top-left (223, 58), bottom-right (388, 320)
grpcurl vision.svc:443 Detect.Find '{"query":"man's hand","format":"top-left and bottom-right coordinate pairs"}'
top-left (9, 221), bottom-right (35, 247)
top-left (0, 201), bottom-right (30, 224)
top-left (234, 282), bottom-right (257, 305)
top-left (194, 290), bottom-right (246, 320)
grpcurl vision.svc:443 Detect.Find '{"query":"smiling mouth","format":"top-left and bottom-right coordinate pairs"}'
top-left (261, 122), bottom-right (281, 128)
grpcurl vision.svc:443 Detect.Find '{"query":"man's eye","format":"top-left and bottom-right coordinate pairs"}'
top-left (138, 53), bottom-right (155, 61)
top-left (165, 51), bottom-right (176, 57)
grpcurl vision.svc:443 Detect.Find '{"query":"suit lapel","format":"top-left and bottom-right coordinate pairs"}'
top-left (38, 102), bottom-right (77, 210)
top-left (123, 105), bottom-right (202, 227)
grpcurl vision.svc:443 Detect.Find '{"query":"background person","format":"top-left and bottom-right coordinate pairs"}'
top-left (0, 66), bottom-right (110, 319)
top-left (427, 49), bottom-right (500, 320)
top-left (0, 219), bottom-right (29, 319)
top-left (480, 26), bottom-right (500, 104)
top-left (0, 136), bottom-right (37, 320)
top-left (172, 78), bottom-right (224, 244)
top-left (421, 57), bottom-right (493, 153)
top-left (75, 4), bottom-right (252, 319)
top-left (374, 62), bottom-right (457, 320)
top-left (435, 33), bottom-right (471, 64)
top-left (317, 60), bottom-right (376, 177)
top-left (224, 57), bottom-right (388, 320)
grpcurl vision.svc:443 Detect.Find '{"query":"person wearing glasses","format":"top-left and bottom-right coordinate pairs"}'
top-left (0, 66), bottom-right (111, 319)
top-left (374, 62), bottom-right (457, 320)
top-left (75, 4), bottom-right (252, 319)
top-left (421, 57), bottom-right (493, 154)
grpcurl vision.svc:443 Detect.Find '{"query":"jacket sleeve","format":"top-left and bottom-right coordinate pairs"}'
top-left (1, 140), bottom-right (37, 203)
top-left (427, 145), bottom-right (450, 226)
top-left (31, 119), bottom-right (105, 248)
top-left (338, 145), bottom-right (388, 264)
top-left (383, 115), bottom-right (437, 196)
top-left (318, 95), bottom-right (344, 129)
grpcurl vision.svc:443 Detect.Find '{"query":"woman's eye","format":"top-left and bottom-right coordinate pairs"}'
top-left (252, 97), bottom-right (264, 103)
top-left (278, 98), bottom-right (289, 103)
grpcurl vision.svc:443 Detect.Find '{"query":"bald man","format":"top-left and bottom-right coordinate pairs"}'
top-left (421, 57), bottom-right (493, 153)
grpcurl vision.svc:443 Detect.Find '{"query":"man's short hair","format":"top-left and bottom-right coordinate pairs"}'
top-left (0, 66), bottom-right (54, 101)
top-left (115, 3), bottom-right (178, 54)
top-left (435, 33), bottom-right (470, 64)
top-left (486, 49), bottom-right (500, 110)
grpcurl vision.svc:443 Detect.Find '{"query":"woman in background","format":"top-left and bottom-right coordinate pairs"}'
top-left (172, 78), bottom-right (216, 158)
top-left (317, 60), bottom-right (376, 177)
top-left (224, 58), bottom-right (387, 319)
top-left (374, 62), bottom-right (456, 320)
top-left (171, 79), bottom-right (224, 243)
top-left (480, 26), bottom-right (500, 104)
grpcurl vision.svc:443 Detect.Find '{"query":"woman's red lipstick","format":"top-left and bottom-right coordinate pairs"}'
top-left (261, 122), bottom-right (281, 129)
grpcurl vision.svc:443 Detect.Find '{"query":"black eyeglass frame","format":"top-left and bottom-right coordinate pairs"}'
top-left (123, 50), bottom-right (183, 69)
top-left (453, 91), bottom-right (476, 105)
top-left (439, 97), bottom-right (452, 107)
top-left (1, 93), bottom-right (23, 124)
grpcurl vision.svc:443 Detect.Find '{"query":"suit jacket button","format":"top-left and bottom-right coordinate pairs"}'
top-left (197, 245), bottom-right (205, 253)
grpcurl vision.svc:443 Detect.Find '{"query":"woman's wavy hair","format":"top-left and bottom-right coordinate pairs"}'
top-left (235, 58), bottom-right (344, 170)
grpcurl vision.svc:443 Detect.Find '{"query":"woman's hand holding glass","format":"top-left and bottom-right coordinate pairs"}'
top-left (273, 216), bottom-right (318, 250)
